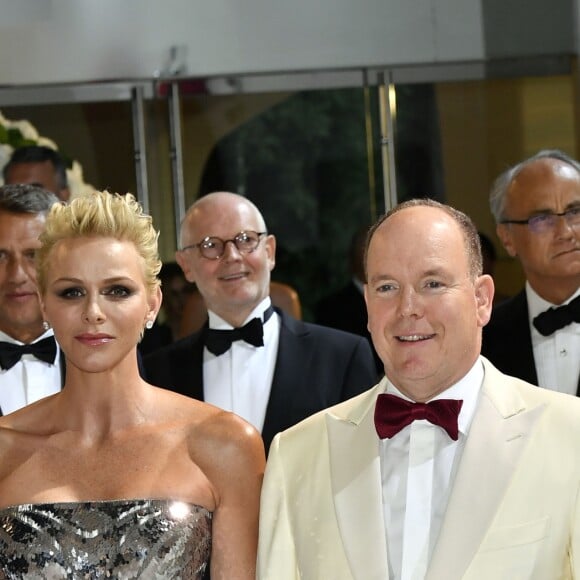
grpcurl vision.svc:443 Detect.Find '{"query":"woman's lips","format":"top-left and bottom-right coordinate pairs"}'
top-left (75, 334), bottom-right (114, 346)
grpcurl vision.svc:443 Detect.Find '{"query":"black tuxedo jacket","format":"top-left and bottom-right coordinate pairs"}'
top-left (144, 309), bottom-right (379, 452)
top-left (482, 289), bottom-right (580, 395)
top-left (481, 290), bottom-right (538, 385)
top-left (315, 281), bottom-right (382, 373)
top-left (316, 282), bottom-right (368, 337)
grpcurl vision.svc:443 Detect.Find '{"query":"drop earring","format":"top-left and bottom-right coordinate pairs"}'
top-left (145, 320), bottom-right (154, 330)
top-left (42, 321), bottom-right (51, 331)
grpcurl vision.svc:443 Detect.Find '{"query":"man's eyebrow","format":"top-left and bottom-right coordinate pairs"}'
top-left (528, 201), bottom-right (580, 214)
top-left (367, 273), bottom-right (394, 285)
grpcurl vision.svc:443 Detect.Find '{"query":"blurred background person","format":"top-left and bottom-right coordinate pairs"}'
top-left (0, 184), bottom-right (61, 415)
top-left (0, 191), bottom-right (264, 578)
top-left (138, 261), bottom-right (194, 355)
top-left (478, 231), bottom-right (510, 305)
top-left (3, 145), bottom-right (70, 202)
top-left (315, 225), bottom-right (382, 373)
top-left (482, 149), bottom-right (580, 395)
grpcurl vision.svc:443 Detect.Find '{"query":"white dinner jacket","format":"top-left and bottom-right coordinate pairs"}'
top-left (258, 357), bottom-right (580, 580)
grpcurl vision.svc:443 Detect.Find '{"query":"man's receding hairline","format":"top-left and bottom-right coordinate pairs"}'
top-left (366, 204), bottom-right (474, 274)
top-left (181, 193), bottom-right (267, 243)
top-left (512, 155), bottom-right (580, 185)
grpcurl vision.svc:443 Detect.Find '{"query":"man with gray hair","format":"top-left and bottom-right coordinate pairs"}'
top-left (0, 184), bottom-right (62, 414)
top-left (482, 149), bottom-right (580, 395)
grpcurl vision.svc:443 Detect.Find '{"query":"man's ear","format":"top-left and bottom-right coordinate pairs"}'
top-left (265, 234), bottom-right (276, 273)
top-left (496, 223), bottom-right (517, 257)
top-left (363, 284), bottom-right (371, 332)
top-left (475, 274), bottom-right (495, 327)
top-left (175, 250), bottom-right (196, 284)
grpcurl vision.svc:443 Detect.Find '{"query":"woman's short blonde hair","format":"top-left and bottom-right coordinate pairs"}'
top-left (36, 190), bottom-right (162, 295)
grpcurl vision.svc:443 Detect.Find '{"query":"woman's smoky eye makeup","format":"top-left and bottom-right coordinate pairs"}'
top-left (57, 287), bottom-right (84, 299)
top-left (54, 285), bottom-right (135, 299)
top-left (105, 285), bottom-right (134, 298)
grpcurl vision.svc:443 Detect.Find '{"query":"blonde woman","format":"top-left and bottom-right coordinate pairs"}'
top-left (0, 191), bottom-right (264, 579)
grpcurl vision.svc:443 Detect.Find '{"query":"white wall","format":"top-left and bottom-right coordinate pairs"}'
top-left (0, 0), bottom-right (485, 85)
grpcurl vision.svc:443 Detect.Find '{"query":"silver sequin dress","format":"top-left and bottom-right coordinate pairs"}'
top-left (0, 499), bottom-right (212, 579)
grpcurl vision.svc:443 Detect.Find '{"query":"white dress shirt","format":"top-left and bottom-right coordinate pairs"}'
top-left (526, 283), bottom-right (580, 395)
top-left (379, 359), bottom-right (484, 580)
top-left (0, 329), bottom-right (62, 415)
top-left (203, 298), bottom-right (279, 431)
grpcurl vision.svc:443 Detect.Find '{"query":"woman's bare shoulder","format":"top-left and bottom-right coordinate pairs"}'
top-left (0, 396), bottom-right (57, 436)
top-left (0, 402), bottom-right (54, 479)
top-left (148, 385), bottom-right (264, 454)
top-left (149, 387), bottom-right (265, 496)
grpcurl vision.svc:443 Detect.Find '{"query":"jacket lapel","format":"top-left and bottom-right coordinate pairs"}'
top-left (326, 381), bottom-right (390, 580)
top-left (484, 291), bottom-right (538, 384)
top-left (262, 312), bottom-right (311, 447)
top-left (168, 331), bottom-right (205, 400)
top-left (427, 359), bottom-right (545, 579)
top-left (59, 351), bottom-right (66, 387)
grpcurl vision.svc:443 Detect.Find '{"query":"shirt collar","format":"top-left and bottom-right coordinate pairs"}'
top-left (208, 297), bottom-right (273, 330)
top-left (0, 327), bottom-right (56, 345)
top-left (525, 281), bottom-right (580, 322)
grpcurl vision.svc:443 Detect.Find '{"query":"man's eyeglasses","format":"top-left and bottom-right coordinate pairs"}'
top-left (500, 206), bottom-right (580, 234)
top-left (181, 231), bottom-right (267, 260)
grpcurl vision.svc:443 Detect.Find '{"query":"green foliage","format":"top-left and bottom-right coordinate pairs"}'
top-left (0, 125), bottom-right (36, 149)
top-left (199, 85), bottom-right (444, 320)
top-left (201, 89), bottom-right (383, 319)
top-left (0, 124), bottom-right (74, 169)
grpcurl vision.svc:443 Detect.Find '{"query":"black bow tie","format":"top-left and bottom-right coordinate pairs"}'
top-left (532, 295), bottom-right (580, 336)
top-left (0, 336), bottom-right (58, 370)
top-left (205, 306), bottom-right (275, 356)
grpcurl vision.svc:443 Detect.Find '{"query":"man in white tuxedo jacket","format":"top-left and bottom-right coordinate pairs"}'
top-left (258, 199), bottom-right (580, 580)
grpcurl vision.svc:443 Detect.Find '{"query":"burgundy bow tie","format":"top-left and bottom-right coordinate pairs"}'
top-left (374, 393), bottom-right (464, 440)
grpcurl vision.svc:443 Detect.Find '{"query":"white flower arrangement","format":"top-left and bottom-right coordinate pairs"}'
top-left (0, 111), bottom-right (94, 199)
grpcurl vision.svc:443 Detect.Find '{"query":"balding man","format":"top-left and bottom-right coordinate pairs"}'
top-left (144, 191), bottom-right (377, 452)
top-left (482, 150), bottom-right (580, 396)
top-left (259, 199), bottom-right (580, 579)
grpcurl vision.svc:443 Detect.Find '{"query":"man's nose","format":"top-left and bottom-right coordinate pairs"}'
top-left (221, 239), bottom-right (242, 260)
top-left (397, 287), bottom-right (423, 318)
top-left (7, 256), bottom-right (31, 283)
top-left (553, 213), bottom-right (576, 239)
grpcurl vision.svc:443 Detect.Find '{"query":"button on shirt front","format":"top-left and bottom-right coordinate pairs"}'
top-left (203, 298), bottom-right (279, 432)
top-left (379, 359), bottom-right (483, 580)
top-left (0, 329), bottom-right (62, 415)
top-left (527, 283), bottom-right (580, 396)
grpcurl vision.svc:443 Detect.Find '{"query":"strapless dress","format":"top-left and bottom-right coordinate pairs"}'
top-left (0, 498), bottom-right (212, 579)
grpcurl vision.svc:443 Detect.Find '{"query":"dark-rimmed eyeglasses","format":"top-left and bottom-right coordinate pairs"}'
top-left (500, 206), bottom-right (580, 234)
top-left (181, 231), bottom-right (267, 260)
